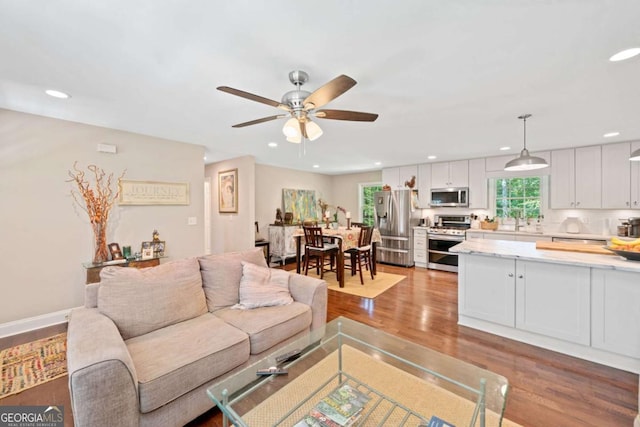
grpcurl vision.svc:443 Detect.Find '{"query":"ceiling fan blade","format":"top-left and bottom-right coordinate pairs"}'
top-left (303, 75), bottom-right (357, 110)
top-left (231, 114), bottom-right (287, 128)
top-left (217, 86), bottom-right (291, 111)
top-left (314, 109), bottom-right (379, 122)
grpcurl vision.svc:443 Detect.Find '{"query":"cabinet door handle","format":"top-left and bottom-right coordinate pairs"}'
top-left (576, 201), bottom-right (580, 206)
top-left (518, 274), bottom-right (524, 279)
top-left (570, 202), bottom-right (575, 207)
top-left (508, 273), bottom-right (514, 277)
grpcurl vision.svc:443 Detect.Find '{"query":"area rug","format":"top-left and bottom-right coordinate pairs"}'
top-left (0, 333), bottom-right (67, 398)
top-left (305, 270), bottom-right (406, 298)
top-left (241, 345), bottom-right (522, 427)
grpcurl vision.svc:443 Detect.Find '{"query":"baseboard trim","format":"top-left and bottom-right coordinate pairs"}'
top-left (0, 308), bottom-right (73, 338)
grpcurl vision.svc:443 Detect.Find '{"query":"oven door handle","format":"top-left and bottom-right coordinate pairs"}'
top-left (428, 235), bottom-right (465, 242)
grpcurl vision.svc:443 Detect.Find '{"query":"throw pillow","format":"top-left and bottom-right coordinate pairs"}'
top-left (98, 258), bottom-right (207, 340)
top-left (198, 248), bottom-right (268, 311)
top-left (233, 261), bottom-right (293, 309)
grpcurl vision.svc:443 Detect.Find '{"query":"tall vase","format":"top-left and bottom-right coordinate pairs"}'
top-left (92, 222), bottom-right (109, 264)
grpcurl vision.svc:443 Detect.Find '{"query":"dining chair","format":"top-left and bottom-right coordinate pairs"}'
top-left (350, 222), bottom-right (365, 228)
top-left (303, 226), bottom-right (340, 280)
top-left (345, 226), bottom-right (375, 285)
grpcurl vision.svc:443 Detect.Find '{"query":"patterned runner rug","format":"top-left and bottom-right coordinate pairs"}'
top-left (0, 333), bottom-right (67, 398)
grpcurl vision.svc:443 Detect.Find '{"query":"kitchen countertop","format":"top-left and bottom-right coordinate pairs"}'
top-left (465, 228), bottom-right (614, 241)
top-left (451, 238), bottom-right (640, 273)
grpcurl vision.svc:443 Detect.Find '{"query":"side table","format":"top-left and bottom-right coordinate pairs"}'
top-left (83, 257), bottom-right (161, 284)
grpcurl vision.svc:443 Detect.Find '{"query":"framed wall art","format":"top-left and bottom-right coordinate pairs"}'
top-left (218, 168), bottom-right (238, 213)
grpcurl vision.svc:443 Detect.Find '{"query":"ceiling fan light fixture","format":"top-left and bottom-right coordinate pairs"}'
top-left (306, 120), bottom-right (323, 141)
top-left (504, 113), bottom-right (549, 171)
top-left (286, 134), bottom-right (302, 144)
top-left (630, 148), bottom-right (640, 161)
top-left (282, 118), bottom-right (300, 138)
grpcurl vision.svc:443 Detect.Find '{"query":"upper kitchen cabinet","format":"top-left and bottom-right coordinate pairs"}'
top-left (417, 163), bottom-right (432, 208)
top-left (431, 160), bottom-right (468, 188)
top-left (602, 142), bottom-right (631, 209)
top-left (550, 146), bottom-right (601, 209)
top-left (631, 141), bottom-right (640, 209)
top-left (468, 158), bottom-right (487, 209)
top-left (382, 165), bottom-right (418, 189)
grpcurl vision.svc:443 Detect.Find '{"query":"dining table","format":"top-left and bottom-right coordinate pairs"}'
top-left (292, 226), bottom-right (382, 287)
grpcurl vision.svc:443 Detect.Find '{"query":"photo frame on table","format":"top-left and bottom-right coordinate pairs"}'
top-left (141, 241), bottom-right (154, 260)
top-left (108, 242), bottom-right (124, 260)
top-left (218, 169), bottom-right (238, 213)
top-left (152, 241), bottom-right (165, 257)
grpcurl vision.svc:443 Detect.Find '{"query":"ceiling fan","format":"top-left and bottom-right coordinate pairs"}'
top-left (217, 70), bottom-right (378, 143)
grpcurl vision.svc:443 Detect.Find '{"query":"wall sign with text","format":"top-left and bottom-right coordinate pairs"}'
top-left (118, 180), bottom-right (190, 205)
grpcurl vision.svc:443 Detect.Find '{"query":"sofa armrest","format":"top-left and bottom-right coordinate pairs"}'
top-left (67, 307), bottom-right (139, 427)
top-left (288, 273), bottom-right (327, 331)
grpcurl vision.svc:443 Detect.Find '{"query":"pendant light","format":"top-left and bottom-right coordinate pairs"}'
top-left (630, 148), bottom-right (640, 161)
top-left (504, 114), bottom-right (549, 171)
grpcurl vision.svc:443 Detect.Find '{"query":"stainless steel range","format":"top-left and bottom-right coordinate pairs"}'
top-left (427, 214), bottom-right (470, 272)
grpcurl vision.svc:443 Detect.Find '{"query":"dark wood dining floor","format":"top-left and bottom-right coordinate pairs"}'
top-left (1, 263), bottom-right (637, 427)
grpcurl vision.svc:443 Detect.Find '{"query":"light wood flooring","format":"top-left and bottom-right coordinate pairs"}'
top-left (1, 263), bottom-right (637, 427)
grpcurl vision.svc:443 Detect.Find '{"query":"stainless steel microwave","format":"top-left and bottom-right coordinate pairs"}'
top-left (430, 187), bottom-right (469, 207)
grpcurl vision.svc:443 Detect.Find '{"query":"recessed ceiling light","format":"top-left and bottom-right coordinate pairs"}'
top-left (312, 164), bottom-right (320, 168)
top-left (499, 146), bottom-right (511, 151)
top-left (203, 156), bottom-right (207, 161)
top-left (267, 142), bottom-right (278, 148)
top-left (427, 155), bottom-right (437, 160)
top-left (45, 89), bottom-right (70, 99)
top-left (609, 48), bottom-right (640, 62)
top-left (374, 161), bottom-right (382, 166)
top-left (603, 132), bottom-right (620, 138)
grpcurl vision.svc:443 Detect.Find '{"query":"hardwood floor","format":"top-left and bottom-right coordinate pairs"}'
top-left (1, 264), bottom-right (637, 427)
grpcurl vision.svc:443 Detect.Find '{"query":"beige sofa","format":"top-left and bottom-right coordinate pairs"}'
top-left (66, 248), bottom-right (327, 427)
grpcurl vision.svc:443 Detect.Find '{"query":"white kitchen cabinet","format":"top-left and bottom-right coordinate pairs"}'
top-left (413, 228), bottom-right (428, 268)
top-left (550, 146), bottom-right (601, 209)
top-left (515, 260), bottom-right (591, 345)
top-left (631, 141), bottom-right (640, 209)
top-left (601, 142), bottom-right (631, 209)
top-left (468, 158), bottom-right (487, 209)
top-left (592, 269), bottom-right (640, 358)
top-left (466, 231), bottom-right (484, 239)
top-left (382, 166), bottom-right (418, 189)
top-left (431, 160), bottom-right (468, 188)
top-left (458, 255), bottom-right (516, 327)
top-left (417, 163), bottom-right (432, 208)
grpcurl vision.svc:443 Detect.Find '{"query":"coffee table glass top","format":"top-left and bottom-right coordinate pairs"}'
top-left (207, 316), bottom-right (509, 427)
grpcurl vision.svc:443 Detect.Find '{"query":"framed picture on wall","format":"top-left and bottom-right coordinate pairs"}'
top-left (218, 168), bottom-right (238, 213)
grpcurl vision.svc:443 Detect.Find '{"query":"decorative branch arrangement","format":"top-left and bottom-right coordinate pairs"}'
top-left (67, 162), bottom-right (126, 263)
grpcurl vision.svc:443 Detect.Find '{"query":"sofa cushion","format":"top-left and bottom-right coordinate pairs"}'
top-left (233, 262), bottom-right (293, 309)
top-left (198, 248), bottom-right (268, 311)
top-left (125, 313), bottom-right (250, 413)
top-left (214, 302), bottom-right (312, 354)
top-left (98, 258), bottom-right (207, 340)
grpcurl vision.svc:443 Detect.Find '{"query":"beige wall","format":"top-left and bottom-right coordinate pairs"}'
top-left (0, 109), bottom-right (205, 326)
top-left (254, 164), bottom-right (333, 231)
top-left (205, 156), bottom-right (255, 254)
top-left (331, 171), bottom-right (382, 223)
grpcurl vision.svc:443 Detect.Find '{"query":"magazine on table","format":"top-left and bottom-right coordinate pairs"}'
top-left (294, 383), bottom-right (371, 427)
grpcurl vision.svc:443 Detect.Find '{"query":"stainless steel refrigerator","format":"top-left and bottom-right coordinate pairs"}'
top-left (374, 189), bottom-right (420, 267)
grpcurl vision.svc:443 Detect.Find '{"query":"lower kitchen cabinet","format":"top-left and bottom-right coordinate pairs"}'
top-left (515, 260), bottom-right (591, 345)
top-left (460, 256), bottom-right (590, 344)
top-left (592, 269), bottom-right (640, 358)
top-left (458, 255), bottom-right (515, 327)
top-left (413, 228), bottom-right (427, 268)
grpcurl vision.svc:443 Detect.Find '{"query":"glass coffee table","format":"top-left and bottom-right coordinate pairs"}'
top-left (207, 316), bottom-right (509, 427)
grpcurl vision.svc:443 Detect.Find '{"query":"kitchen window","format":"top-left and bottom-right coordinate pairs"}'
top-left (359, 183), bottom-right (383, 226)
top-left (494, 177), bottom-right (542, 219)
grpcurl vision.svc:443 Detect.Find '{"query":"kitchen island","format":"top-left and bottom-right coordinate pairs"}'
top-left (452, 238), bottom-right (640, 427)
top-left (451, 238), bottom-right (640, 374)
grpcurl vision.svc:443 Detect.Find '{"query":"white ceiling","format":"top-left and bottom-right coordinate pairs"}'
top-left (1, 1), bottom-right (639, 174)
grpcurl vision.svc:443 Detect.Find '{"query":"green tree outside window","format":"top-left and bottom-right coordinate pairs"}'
top-left (495, 177), bottom-right (541, 219)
